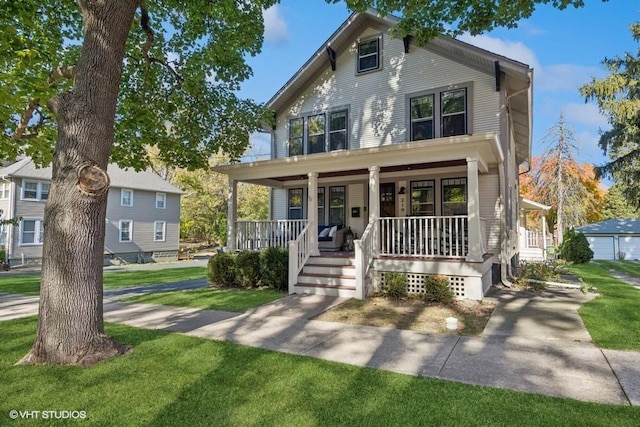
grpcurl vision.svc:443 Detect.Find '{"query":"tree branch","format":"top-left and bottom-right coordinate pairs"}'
top-left (48, 65), bottom-right (76, 85)
top-left (139, 1), bottom-right (183, 83)
top-left (12, 98), bottom-right (40, 141)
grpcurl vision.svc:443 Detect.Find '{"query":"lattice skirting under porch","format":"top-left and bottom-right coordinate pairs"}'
top-left (379, 271), bottom-right (466, 298)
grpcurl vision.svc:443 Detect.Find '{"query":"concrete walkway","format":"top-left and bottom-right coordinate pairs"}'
top-left (2, 286), bottom-right (639, 406)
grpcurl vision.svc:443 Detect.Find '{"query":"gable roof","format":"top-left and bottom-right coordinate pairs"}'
top-left (266, 8), bottom-right (533, 164)
top-left (577, 219), bottom-right (640, 235)
top-left (0, 158), bottom-right (183, 194)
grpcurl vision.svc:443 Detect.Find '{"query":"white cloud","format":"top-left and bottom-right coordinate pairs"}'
top-left (458, 33), bottom-right (541, 71)
top-left (263, 5), bottom-right (288, 44)
top-left (537, 64), bottom-right (603, 92)
top-left (563, 103), bottom-right (609, 129)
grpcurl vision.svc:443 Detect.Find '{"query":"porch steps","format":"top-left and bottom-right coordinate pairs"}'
top-left (294, 254), bottom-right (357, 298)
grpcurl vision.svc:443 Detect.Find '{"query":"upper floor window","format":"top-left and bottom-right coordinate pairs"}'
top-left (357, 37), bottom-right (380, 73)
top-left (441, 89), bottom-right (467, 137)
top-left (156, 192), bottom-right (166, 209)
top-left (329, 110), bottom-right (348, 150)
top-left (20, 219), bottom-right (44, 245)
top-left (121, 189), bottom-right (134, 207)
top-left (288, 188), bottom-right (303, 220)
top-left (410, 180), bottom-right (435, 216)
top-left (288, 109), bottom-right (349, 157)
top-left (0, 181), bottom-right (10, 200)
top-left (288, 118), bottom-right (304, 156)
top-left (308, 114), bottom-right (326, 154)
top-left (409, 86), bottom-right (469, 141)
top-left (21, 180), bottom-right (49, 201)
top-left (442, 178), bottom-right (467, 216)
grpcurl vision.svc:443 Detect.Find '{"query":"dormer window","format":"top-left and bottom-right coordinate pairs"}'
top-left (357, 37), bottom-right (380, 73)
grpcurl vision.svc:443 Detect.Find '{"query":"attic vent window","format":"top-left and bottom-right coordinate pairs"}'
top-left (357, 37), bottom-right (380, 73)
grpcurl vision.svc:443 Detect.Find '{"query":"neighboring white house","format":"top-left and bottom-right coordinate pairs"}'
top-left (518, 198), bottom-right (552, 262)
top-left (0, 158), bottom-right (182, 266)
top-left (577, 219), bottom-right (640, 260)
top-left (214, 9), bottom-right (532, 300)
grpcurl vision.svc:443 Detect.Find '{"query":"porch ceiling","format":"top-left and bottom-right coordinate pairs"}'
top-left (214, 132), bottom-right (503, 185)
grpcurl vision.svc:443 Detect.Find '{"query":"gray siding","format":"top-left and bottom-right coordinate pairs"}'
top-left (479, 172), bottom-right (501, 259)
top-left (273, 25), bottom-right (499, 158)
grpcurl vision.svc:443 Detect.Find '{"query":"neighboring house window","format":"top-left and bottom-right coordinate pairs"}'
top-left (410, 180), bottom-right (435, 216)
top-left (329, 186), bottom-right (345, 226)
top-left (288, 188), bottom-right (303, 220)
top-left (121, 189), bottom-right (133, 207)
top-left (156, 192), bottom-right (166, 209)
top-left (441, 88), bottom-right (467, 137)
top-left (21, 180), bottom-right (49, 201)
top-left (318, 187), bottom-right (326, 227)
top-left (329, 109), bottom-right (348, 151)
top-left (154, 221), bottom-right (166, 242)
top-left (357, 37), bottom-right (380, 73)
top-left (307, 114), bottom-right (326, 154)
top-left (442, 178), bottom-right (467, 216)
top-left (0, 181), bottom-right (9, 199)
top-left (119, 220), bottom-right (133, 242)
top-left (408, 85), bottom-right (470, 141)
top-left (20, 219), bottom-right (44, 245)
top-left (289, 117), bottom-right (304, 156)
top-left (410, 95), bottom-right (435, 141)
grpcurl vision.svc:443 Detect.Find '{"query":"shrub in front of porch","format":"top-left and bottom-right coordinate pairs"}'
top-left (235, 250), bottom-right (262, 288)
top-left (422, 275), bottom-right (454, 304)
top-left (208, 252), bottom-right (237, 287)
top-left (259, 247), bottom-right (288, 291)
top-left (381, 272), bottom-right (408, 299)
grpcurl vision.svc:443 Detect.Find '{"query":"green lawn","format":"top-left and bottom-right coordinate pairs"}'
top-left (2, 318), bottom-right (638, 426)
top-left (0, 266), bottom-right (207, 295)
top-left (568, 261), bottom-right (640, 350)
top-left (123, 288), bottom-right (284, 312)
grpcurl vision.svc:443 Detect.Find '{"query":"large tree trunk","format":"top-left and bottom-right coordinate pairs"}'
top-left (19, 0), bottom-right (138, 366)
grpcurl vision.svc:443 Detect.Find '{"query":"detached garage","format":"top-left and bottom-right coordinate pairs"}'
top-left (576, 219), bottom-right (640, 260)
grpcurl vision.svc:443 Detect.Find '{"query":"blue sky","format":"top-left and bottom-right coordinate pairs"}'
top-left (239, 0), bottom-right (640, 180)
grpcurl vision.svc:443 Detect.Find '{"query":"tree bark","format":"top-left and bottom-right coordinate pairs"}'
top-left (19, 0), bottom-right (139, 366)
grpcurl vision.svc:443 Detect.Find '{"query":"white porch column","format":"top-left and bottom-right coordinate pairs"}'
top-left (226, 178), bottom-right (238, 252)
top-left (466, 157), bottom-right (483, 262)
top-left (308, 172), bottom-right (320, 256)
top-left (369, 165), bottom-right (380, 256)
top-left (542, 214), bottom-right (548, 258)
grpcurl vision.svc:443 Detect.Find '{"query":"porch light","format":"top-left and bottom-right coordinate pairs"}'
top-left (398, 186), bottom-right (406, 195)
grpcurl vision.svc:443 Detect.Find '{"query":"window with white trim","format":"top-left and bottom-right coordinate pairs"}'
top-left (121, 189), bottom-right (133, 207)
top-left (156, 192), bottom-right (166, 209)
top-left (409, 85), bottom-right (469, 141)
top-left (442, 178), bottom-right (467, 216)
top-left (119, 220), bottom-right (133, 242)
top-left (0, 181), bottom-right (10, 199)
top-left (154, 221), bottom-right (166, 242)
top-left (21, 180), bottom-right (49, 201)
top-left (20, 219), bottom-right (44, 245)
top-left (357, 37), bottom-right (380, 73)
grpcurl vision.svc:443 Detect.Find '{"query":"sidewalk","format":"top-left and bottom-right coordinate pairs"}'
top-left (2, 287), bottom-right (639, 406)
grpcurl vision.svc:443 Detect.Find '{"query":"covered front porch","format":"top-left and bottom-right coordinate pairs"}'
top-left (216, 133), bottom-right (505, 300)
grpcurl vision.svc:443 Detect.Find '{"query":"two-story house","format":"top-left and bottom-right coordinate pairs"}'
top-left (214, 9), bottom-right (532, 300)
top-left (0, 157), bottom-right (182, 267)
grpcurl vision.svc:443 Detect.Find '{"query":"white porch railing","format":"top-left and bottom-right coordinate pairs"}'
top-left (288, 223), bottom-right (312, 294)
top-left (354, 221), bottom-right (376, 299)
top-left (380, 216), bottom-right (478, 258)
top-left (236, 220), bottom-right (307, 251)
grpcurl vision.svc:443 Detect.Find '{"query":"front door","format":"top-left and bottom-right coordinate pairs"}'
top-left (380, 183), bottom-right (395, 217)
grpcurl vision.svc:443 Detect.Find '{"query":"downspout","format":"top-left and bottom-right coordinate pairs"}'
top-left (498, 162), bottom-right (513, 287)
